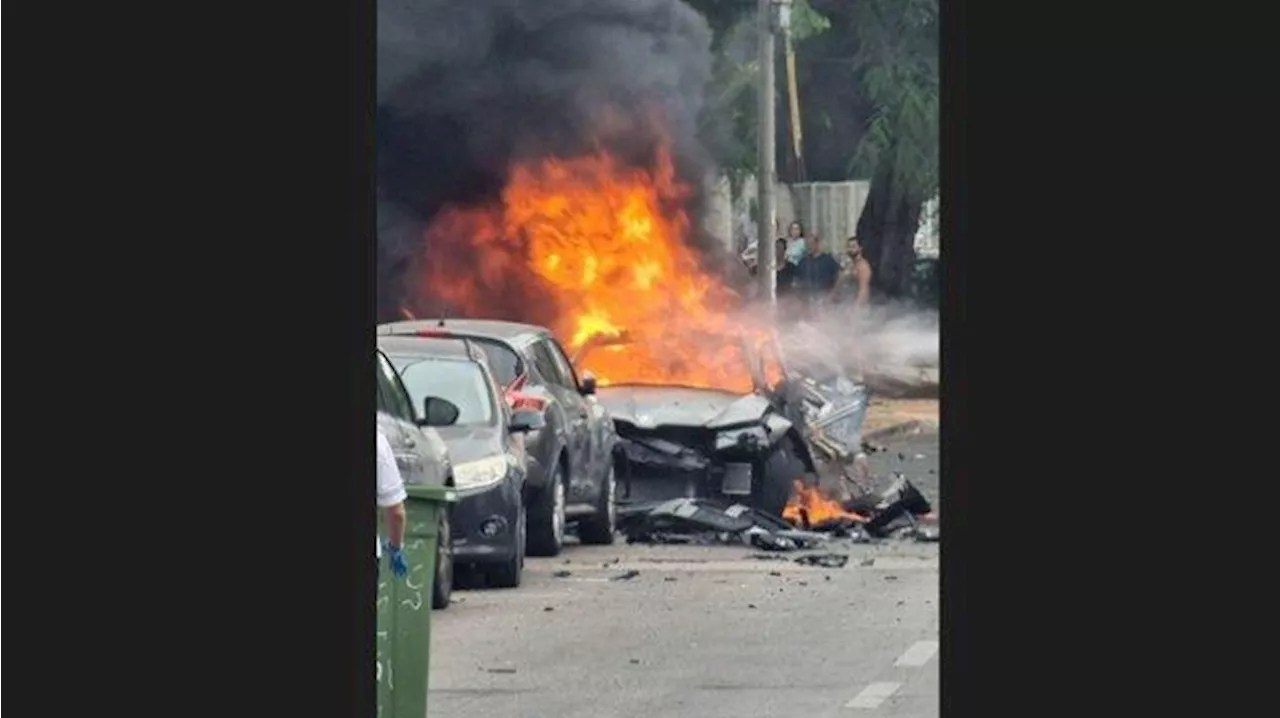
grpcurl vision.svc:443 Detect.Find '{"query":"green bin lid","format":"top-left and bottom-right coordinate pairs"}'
top-left (405, 483), bottom-right (456, 503)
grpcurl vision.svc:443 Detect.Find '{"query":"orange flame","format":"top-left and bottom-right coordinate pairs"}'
top-left (416, 144), bottom-right (759, 393)
top-left (782, 480), bottom-right (867, 527)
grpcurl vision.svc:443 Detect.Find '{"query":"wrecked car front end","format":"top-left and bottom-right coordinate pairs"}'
top-left (597, 385), bottom-right (817, 511)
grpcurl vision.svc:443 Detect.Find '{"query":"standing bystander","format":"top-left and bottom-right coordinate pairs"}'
top-left (774, 237), bottom-right (795, 296)
top-left (837, 236), bottom-right (874, 308)
top-left (795, 234), bottom-right (841, 316)
top-left (376, 427), bottom-right (410, 580)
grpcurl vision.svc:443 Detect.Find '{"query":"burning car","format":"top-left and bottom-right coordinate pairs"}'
top-left (572, 331), bottom-right (821, 517)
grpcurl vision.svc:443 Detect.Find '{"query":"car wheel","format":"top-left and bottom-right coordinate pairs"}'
top-left (758, 437), bottom-right (808, 517)
top-left (487, 504), bottom-right (525, 588)
top-left (526, 458), bottom-right (566, 557)
top-left (431, 509), bottom-right (453, 609)
top-left (577, 461), bottom-right (616, 545)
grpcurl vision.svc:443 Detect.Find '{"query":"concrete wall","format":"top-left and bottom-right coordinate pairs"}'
top-left (791, 181), bottom-right (872, 246)
top-left (720, 178), bottom-right (940, 260)
top-left (728, 174), bottom-right (796, 255)
top-left (700, 172), bottom-right (735, 255)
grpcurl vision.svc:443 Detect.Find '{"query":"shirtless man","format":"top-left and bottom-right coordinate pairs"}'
top-left (839, 237), bottom-right (873, 308)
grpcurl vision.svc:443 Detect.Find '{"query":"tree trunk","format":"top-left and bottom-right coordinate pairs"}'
top-left (855, 165), bottom-right (923, 301)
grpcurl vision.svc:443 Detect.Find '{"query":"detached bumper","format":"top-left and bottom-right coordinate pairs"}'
top-left (450, 479), bottom-right (521, 564)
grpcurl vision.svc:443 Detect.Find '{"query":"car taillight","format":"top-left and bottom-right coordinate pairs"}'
top-left (415, 329), bottom-right (452, 338)
top-left (507, 391), bottom-right (548, 413)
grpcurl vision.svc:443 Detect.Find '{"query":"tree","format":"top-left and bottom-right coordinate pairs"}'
top-left (843, 0), bottom-right (939, 300)
top-left (690, 0), bottom-right (938, 302)
top-left (692, 0), bottom-right (830, 192)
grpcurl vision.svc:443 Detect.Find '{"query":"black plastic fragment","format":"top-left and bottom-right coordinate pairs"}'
top-left (794, 553), bottom-right (850, 568)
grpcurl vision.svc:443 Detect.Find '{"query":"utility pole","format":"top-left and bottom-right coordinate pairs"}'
top-left (755, 0), bottom-right (789, 306)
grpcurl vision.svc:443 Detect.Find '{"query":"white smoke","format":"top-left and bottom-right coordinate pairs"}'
top-left (733, 299), bottom-right (939, 385)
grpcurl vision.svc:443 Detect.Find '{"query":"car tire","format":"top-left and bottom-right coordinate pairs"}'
top-left (526, 458), bottom-right (566, 557)
top-left (757, 437), bottom-right (808, 517)
top-left (431, 509), bottom-right (453, 609)
top-left (577, 461), bottom-right (616, 545)
top-left (487, 503), bottom-right (525, 588)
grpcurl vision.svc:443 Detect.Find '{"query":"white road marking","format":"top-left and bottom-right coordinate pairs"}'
top-left (845, 682), bottom-right (901, 709)
top-left (894, 639), bottom-right (940, 667)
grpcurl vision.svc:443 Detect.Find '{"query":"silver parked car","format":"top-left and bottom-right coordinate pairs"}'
top-left (375, 348), bottom-right (456, 609)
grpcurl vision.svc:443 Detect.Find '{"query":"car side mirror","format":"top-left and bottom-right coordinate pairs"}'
top-left (508, 409), bottom-right (545, 433)
top-left (420, 396), bottom-right (460, 427)
top-left (579, 372), bottom-right (597, 396)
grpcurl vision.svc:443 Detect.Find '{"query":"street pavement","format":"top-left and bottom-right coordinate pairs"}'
top-left (427, 431), bottom-right (940, 718)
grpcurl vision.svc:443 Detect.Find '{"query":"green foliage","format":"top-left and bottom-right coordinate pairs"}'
top-left (690, 0), bottom-right (831, 180)
top-left (846, 0), bottom-right (939, 210)
top-left (790, 0), bottom-right (832, 42)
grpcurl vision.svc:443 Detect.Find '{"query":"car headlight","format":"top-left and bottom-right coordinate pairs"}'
top-left (453, 455), bottom-right (514, 493)
top-left (715, 426), bottom-right (769, 452)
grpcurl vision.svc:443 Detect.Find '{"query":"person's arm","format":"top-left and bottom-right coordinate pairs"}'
top-left (854, 261), bottom-right (872, 306)
top-left (826, 258), bottom-right (843, 300)
top-left (384, 504), bottom-right (406, 550)
top-left (376, 432), bottom-right (410, 549)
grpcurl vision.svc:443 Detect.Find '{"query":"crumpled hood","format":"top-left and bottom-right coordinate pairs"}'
top-left (595, 385), bottom-right (772, 430)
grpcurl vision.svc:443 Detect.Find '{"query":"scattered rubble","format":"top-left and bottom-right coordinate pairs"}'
top-left (794, 553), bottom-right (849, 568)
top-left (616, 473), bottom-right (936, 550)
top-left (610, 570), bottom-right (641, 581)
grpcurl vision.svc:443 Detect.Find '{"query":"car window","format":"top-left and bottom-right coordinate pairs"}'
top-left (391, 357), bottom-right (497, 427)
top-left (375, 365), bottom-right (391, 414)
top-left (545, 339), bottom-right (580, 388)
top-left (529, 341), bottom-right (565, 387)
top-left (470, 338), bottom-right (523, 387)
top-left (376, 351), bottom-right (416, 422)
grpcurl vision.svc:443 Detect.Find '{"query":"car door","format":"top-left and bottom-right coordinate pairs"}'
top-left (375, 357), bottom-right (406, 452)
top-left (545, 336), bottom-right (608, 485)
top-left (529, 338), bottom-right (592, 498)
top-left (536, 338), bottom-right (597, 500)
top-left (376, 350), bottom-right (430, 485)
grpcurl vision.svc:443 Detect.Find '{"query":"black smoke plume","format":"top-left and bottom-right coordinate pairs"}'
top-left (377, 0), bottom-right (715, 320)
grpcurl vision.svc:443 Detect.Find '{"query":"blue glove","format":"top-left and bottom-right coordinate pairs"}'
top-left (386, 544), bottom-right (409, 578)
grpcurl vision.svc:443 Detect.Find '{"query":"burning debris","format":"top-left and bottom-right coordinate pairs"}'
top-left (616, 474), bottom-right (935, 550)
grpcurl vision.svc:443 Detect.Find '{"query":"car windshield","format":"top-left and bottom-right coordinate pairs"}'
top-left (390, 356), bottom-right (497, 427)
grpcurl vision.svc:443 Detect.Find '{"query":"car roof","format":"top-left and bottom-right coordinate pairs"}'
top-left (378, 319), bottom-right (551, 347)
top-left (377, 335), bottom-right (484, 363)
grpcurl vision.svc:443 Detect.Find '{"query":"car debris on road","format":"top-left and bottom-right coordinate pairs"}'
top-left (615, 472), bottom-right (936, 551)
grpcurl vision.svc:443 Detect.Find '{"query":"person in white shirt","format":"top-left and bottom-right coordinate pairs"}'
top-left (377, 428), bottom-right (410, 579)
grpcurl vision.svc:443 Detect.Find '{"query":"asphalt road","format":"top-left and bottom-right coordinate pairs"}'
top-left (428, 431), bottom-right (940, 718)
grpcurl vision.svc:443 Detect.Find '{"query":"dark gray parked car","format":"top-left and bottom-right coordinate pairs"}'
top-left (379, 335), bottom-right (544, 589)
top-left (378, 320), bottom-right (619, 557)
top-left (375, 348), bottom-right (456, 608)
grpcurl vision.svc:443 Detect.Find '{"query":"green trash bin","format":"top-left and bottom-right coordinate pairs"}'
top-left (377, 484), bottom-right (455, 718)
